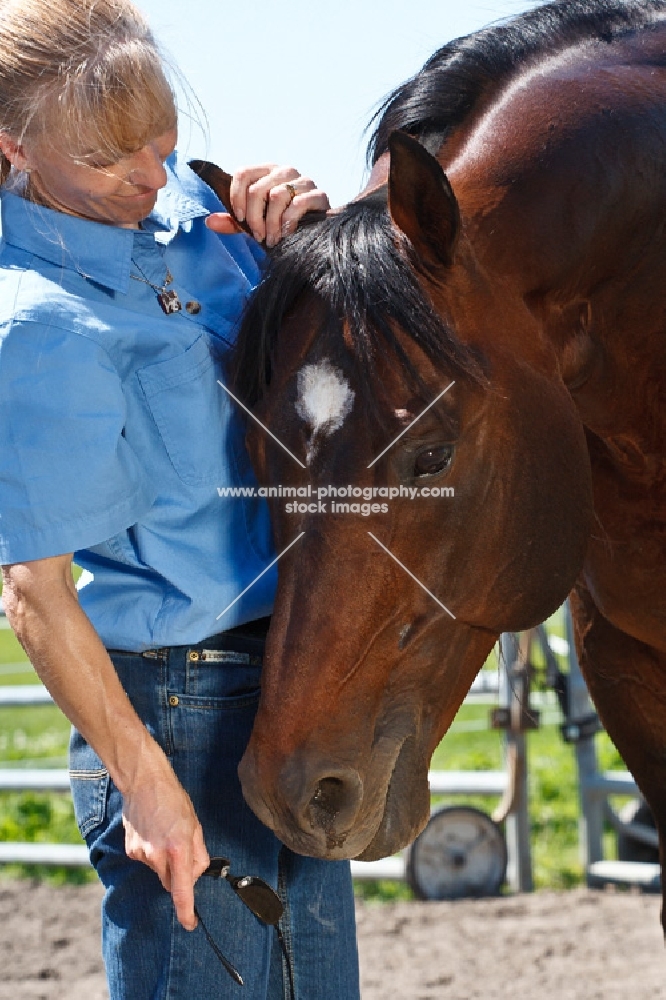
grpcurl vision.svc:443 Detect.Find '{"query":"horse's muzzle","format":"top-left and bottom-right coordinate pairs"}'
top-left (238, 724), bottom-right (433, 861)
top-left (240, 749), bottom-right (368, 856)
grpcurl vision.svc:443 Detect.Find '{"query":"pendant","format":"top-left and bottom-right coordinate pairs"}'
top-left (158, 289), bottom-right (182, 314)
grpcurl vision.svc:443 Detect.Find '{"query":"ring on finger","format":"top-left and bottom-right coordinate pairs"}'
top-left (285, 182), bottom-right (297, 206)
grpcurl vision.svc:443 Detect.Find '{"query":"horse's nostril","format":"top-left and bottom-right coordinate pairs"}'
top-left (306, 772), bottom-right (363, 849)
top-left (311, 777), bottom-right (346, 820)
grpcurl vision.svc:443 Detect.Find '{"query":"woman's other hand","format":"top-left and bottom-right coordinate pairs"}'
top-left (205, 164), bottom-right (329, 247)
top-left (122, 752), bottom-right (210, 931)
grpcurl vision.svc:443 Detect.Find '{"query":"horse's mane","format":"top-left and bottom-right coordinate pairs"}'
top-left (233, 0), bottom-right (666, 408)
top-left (368, 0), bottom-right (666, 161)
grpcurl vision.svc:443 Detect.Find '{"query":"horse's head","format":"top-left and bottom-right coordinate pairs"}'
top-left (231, 133), bottom-right (594, 860)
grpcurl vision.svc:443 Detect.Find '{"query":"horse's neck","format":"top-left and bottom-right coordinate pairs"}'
top-left (445, 28), bottom-right (666, 452)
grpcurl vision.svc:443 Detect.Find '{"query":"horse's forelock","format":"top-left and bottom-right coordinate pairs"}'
top-left (230, 193), bottom-right (485, 414)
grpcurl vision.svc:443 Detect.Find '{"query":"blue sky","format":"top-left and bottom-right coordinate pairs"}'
top-left (136, 0), bottom-right (539, 207)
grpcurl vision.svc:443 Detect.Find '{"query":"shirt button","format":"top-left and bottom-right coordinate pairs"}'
top-left (169, 695), bottom-right (179, 707)
top-left (185, 300), bottom-right (201, 314)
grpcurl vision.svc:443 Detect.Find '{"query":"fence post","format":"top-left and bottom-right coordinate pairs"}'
top-left (564, 606), bottom-right (605, 868)
top-left (499, 632), bottom-right (533, 892)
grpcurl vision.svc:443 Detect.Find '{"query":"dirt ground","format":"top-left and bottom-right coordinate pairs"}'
top-left (1, 879), bottom-right (665, 999)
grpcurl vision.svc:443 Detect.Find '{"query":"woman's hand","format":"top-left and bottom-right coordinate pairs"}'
top-left (122, 747), bottom-right (210, 931)
top-left (205, 164), bottom-right (329, 247)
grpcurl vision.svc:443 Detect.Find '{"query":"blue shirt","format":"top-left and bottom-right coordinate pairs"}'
top-left (0, 153), bottom-right (276, 649)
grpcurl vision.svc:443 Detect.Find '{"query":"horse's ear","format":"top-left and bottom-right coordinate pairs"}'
top-left (388, 131), bottom-right (459, 267)
top-left (188, 159), bottom-right (254, 238)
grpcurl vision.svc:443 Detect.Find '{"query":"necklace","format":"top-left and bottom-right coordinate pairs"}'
top-left (130, 259), bottom-right (182, 315)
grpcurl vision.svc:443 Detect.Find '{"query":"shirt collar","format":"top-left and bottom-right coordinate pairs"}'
top-left (147, 155), bottom-right (209, 241)
top-left (0, 156), bottom-right (209, 293)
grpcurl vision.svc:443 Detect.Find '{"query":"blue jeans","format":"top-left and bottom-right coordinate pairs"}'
top-left (69, 629), bottom-right (360, 999)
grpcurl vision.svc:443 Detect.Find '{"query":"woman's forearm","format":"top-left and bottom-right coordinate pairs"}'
top-left (1, 555), bottom-right (209, 929)
top-left (1, 554), bottom-right (167, 795)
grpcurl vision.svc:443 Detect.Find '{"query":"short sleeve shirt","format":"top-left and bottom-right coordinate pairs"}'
top-left (0, 153), bottom-right (276, 649)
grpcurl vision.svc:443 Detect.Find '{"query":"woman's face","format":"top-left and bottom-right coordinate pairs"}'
top-left (23, 128), bottom-right (178, 228)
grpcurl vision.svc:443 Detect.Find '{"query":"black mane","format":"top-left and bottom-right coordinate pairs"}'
top-left (368, 0), bottom-right (666, 161)
top-left (233, 0), bottom-right (666, 408)
top-left (232, 189), bottom-right (484, 408)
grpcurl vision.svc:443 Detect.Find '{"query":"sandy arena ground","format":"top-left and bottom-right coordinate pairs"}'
top-left (1, 880), bottom-right (665, 999)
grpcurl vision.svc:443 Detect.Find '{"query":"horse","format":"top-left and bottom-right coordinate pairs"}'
top-left (195, 0), bottom-right (666, 917)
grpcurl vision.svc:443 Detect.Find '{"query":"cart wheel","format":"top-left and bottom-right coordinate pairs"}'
top-left (617, 799), bottom-right (659, 865)
top-left (406, 805), bottom-right (508, 901)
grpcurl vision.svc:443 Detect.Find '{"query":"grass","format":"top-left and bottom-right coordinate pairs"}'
top-left (0, 610), bottom-right (635, 896)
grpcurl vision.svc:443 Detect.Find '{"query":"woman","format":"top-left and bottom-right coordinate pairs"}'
top-left (0, 1), bottom-right (359, 997)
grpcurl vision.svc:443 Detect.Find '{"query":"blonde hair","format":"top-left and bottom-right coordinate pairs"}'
top-left (0, 0), bottom-right (177, 184)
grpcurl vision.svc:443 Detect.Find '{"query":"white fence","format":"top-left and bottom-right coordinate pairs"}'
top-left (0, 663), bottom-right (514, 881)
top-left (2, 610), bottom-right (657, 892)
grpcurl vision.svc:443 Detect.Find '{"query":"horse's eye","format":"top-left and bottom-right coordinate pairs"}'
top-left (414, 445), bottom-right (453, 478)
